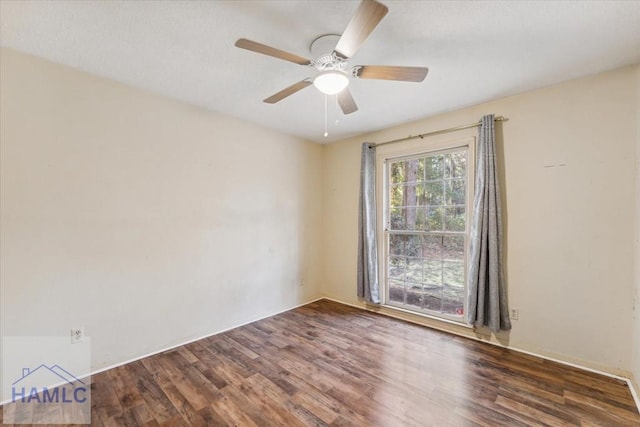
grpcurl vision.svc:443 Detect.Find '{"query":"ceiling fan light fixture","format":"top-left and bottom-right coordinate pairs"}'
top-left (313, 71), bottom-right (349, 95)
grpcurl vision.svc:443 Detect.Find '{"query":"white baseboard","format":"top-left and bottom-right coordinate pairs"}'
top-left (321, 296), bottom-right (640, 413)
top-left (629, 375), bottom-right (640, 414)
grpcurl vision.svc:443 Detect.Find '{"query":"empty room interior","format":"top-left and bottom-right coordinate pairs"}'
top-left (1, 1), bottom-right (639, 426)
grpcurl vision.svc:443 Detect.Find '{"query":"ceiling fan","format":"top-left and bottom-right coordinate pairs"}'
top-left (235, 0), bottom-right (428, 115)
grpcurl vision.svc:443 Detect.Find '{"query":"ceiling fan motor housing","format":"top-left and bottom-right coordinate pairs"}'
top-left (311, 53), bottom-right (348, 73)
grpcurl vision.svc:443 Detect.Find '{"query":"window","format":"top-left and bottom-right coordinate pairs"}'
top-left (380, 140), bottom-right (474, 322)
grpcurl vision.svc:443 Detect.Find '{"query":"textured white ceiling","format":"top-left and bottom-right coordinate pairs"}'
top-left (1, 0), bottom-right (639, 143)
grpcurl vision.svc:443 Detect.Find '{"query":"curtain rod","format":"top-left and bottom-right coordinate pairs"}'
top-left (374, 116), bottom-right (508, 147)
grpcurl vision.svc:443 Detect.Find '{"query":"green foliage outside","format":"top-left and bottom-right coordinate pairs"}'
top-left (387, 150), bottom-right (468, 316)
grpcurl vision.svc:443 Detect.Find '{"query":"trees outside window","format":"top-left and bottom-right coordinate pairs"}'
top-left (385, 147), bottom-right (470, 319)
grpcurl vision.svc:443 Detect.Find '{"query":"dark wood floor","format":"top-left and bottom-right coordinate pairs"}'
top-left (2, 299), bottom-right (639, 426)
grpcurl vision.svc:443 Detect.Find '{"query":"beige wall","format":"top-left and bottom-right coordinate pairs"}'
top-left (323, 65), bottom-right (639, 376)
top-left (632, 66), bottom-right (640, 397)
top-left (0, 48), bottom-right (323, 380)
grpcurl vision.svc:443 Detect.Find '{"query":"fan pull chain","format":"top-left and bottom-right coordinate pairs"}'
top-left (324, 94), bottom-right (328, 137)
top-left (335, 95), bottom-right (340, 126)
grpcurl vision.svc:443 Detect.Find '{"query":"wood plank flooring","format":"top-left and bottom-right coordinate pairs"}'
top-left (2, 299), bottom-right (639, 426)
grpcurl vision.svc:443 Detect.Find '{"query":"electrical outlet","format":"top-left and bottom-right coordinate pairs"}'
top-left (509, 309), bottom-right (519, 320)
top-left (71, 327), bottom-right (84, 344)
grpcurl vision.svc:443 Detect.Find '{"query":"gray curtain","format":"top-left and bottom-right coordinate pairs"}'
top-left (357, 142), bottom-right (380, 304)
top-left (467, 114), bottom-right (511, 332)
